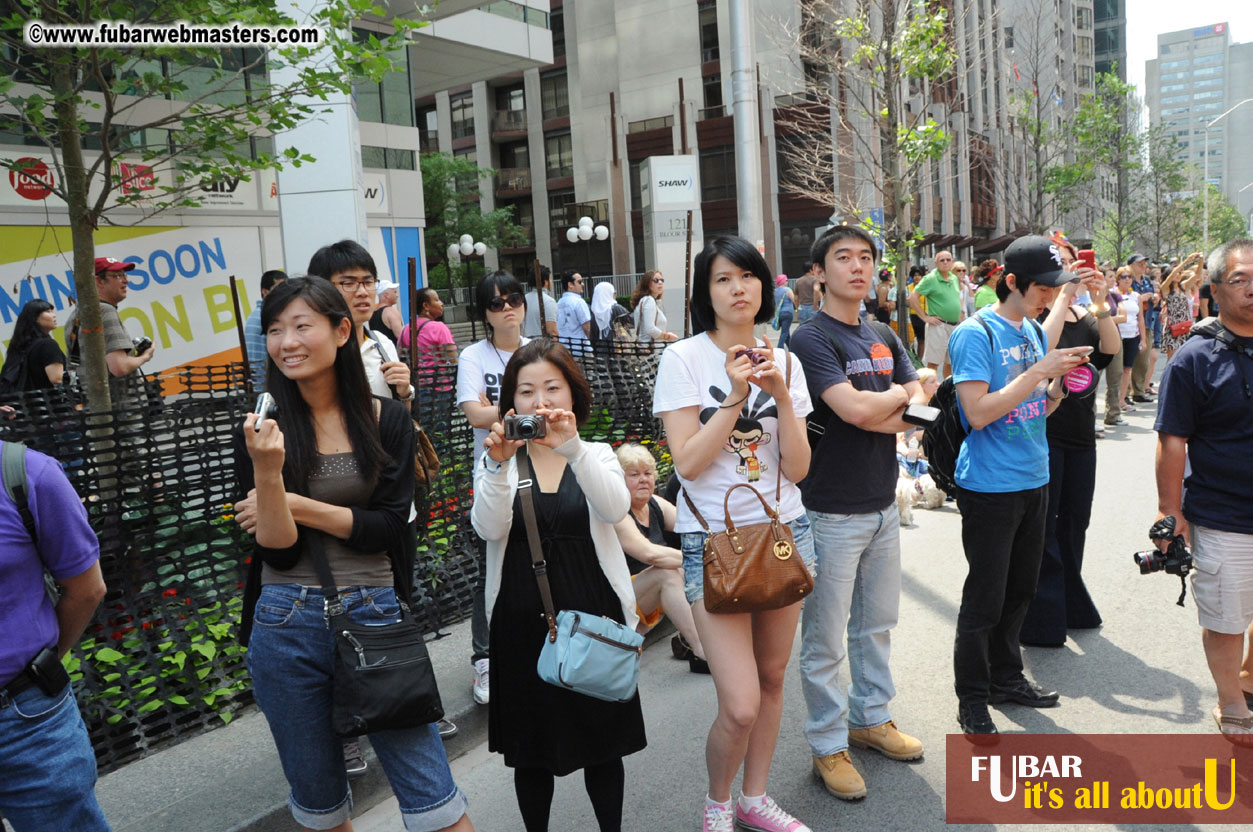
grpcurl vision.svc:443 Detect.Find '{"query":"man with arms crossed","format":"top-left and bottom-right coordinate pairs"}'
top-left (908, 251), bottom-right (964, 377)
top-left (791, 226), bottom-right (926, 800)
top-left (1154, 239), bottom-right (1253, 742)
top-left (949, 236), bottom-right (1092, 738)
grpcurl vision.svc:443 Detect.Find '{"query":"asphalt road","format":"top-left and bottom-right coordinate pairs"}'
top-left (359, 385), bottom-right (1228, 832)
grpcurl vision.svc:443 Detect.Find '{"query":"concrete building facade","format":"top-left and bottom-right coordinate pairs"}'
top-left (1145, 21), bottom-right (1253, 220)
top-left (425, 0), bottom-right (1106, 282)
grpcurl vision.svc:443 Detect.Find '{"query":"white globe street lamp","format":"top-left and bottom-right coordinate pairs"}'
top-left (564, 220), bottom-right (609, 278)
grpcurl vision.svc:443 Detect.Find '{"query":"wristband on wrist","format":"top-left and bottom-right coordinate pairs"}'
top-left (481, 455), bottom-right (503, 473)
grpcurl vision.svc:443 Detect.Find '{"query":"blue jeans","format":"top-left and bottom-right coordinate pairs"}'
top-left (247, 585), bottom-right (467, 832)
top-left (797, 305), bottom-right (816, 325)
top-left (799, 506), bottom-right (902, 756)
top-left (0, 683), bottom-right (111, 832)
top-left (776, 312), bottom-right (794, 350)
top-left (681, 513), bottom-right (816, 604)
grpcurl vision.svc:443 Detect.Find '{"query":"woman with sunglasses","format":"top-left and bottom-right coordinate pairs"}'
top-left (654, 235), bottom-right (815, 832)
top-left (456, 271), bottom-right (530, 706)
top-left (631, 270), bottom-right (679, 343)
top-left (472, 339), bottom-right (645, 831)
top-left (233, 276), bottom-right (473, 832)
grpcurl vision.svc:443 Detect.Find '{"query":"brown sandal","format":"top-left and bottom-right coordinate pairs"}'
top-left (1212, 707), bottom-right (1253, 747)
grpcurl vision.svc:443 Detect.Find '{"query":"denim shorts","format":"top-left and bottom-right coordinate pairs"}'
top-left (246, 584), bottom-right (468, 832)
top-left (681, 512), bottom-right (816, 604)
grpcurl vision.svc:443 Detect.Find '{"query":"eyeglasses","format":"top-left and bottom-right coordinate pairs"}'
top-left (1219, 277), bottom-right (1251, 290)
top-left (485, 293), bottom-right (525, 313)
top-left (332, 276), bottom-right (377, 293)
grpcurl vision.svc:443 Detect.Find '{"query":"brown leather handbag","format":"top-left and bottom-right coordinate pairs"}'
top-left (680, 350), bottom-right (813, 614)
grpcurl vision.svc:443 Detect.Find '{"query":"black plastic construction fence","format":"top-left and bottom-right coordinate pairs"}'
top-left (0, 338), bottom-right (669, 775)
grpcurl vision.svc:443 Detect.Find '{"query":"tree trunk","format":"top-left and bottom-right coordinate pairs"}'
top-left (49, 55), bottom-right (112, 413)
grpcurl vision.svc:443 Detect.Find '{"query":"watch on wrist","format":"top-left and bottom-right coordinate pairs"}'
top-left (1094, 307), bottom-right (1111, 319)
top-left (400, 387), bottom-right (416, 402)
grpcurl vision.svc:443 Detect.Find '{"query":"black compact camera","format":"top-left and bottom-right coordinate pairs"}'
top-left (132, 335), bottom-right (153, 355)
top-left (1132, 515), bottom-right (1194, 606)
top-left (504, 413), bottom-right (547, 440)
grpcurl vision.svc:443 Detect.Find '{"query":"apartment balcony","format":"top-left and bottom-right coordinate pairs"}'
top-left (627, 115), bottom-right (673, 134)
top-left (501, 224), bottom-right (536, 251)
top-left (496, 167), bottom-right (532, 194)
top-left (492, 109), bottom-right (528, 136)
top-left (419, 133), bottom-right (440, 153)
top-left (698, 105), bottom-right (727, 121)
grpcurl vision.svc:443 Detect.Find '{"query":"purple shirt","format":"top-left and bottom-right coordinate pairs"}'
top-left (0, 445), bottom-right (100, 687)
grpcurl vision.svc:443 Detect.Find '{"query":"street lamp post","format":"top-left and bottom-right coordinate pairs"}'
top-left (565, 216), bottom-right (609, 278)
top-left (1203, 98), bottom-right (1253, 251)
top-left (447, 234), bottom-right (487, 340)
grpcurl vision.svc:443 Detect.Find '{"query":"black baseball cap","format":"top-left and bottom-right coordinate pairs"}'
top-left (1126, 253), bottom-right (1148, 265)
top-left (1003, 235), bottom-right (1072, 287)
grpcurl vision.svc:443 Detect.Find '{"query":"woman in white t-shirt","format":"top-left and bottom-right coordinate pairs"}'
top-left (631, 270), bottom-right (679, 343)
top-left (653, 235), bottom-right (814, 832)
top-left (1114, 267), bottom-right (1146, 412)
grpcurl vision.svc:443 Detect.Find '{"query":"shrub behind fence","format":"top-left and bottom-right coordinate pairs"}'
top-left (0, 338), bottom-right (668, 774)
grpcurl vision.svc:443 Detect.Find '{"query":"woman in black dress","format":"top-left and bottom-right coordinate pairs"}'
top-left (471, 339), bottom-right (645, 832)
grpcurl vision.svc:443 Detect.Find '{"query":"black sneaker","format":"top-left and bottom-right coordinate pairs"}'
top-left (437, 718), bottom-right (458, 739)
top-left (1132, 394), bottom-right (1154, 403)
top-left (989, 678), bottom-right (1060, 708)
top-left (343, 740), bottom-right (367, 777)
top-left (958, 703), bottom-right (999, 744)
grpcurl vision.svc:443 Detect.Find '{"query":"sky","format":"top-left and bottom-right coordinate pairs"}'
top-left (1125, 1), bottom-right (1253, 97)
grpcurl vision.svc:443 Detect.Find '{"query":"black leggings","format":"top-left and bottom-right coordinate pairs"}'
top-left (514, 759), bottom-right (625, 831)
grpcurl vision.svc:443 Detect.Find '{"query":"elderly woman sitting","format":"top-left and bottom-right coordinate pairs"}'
top-left (613, 443), bottom-right (709, 673)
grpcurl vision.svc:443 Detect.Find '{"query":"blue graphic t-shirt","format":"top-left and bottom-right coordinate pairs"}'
top-left (950, 308), bottom-right (1050, 493)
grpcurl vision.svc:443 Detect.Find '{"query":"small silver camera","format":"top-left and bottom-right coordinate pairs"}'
top-left (253, 392), bottom-right (277, 432)
top-left (503, 413), bottom-right (547, 440)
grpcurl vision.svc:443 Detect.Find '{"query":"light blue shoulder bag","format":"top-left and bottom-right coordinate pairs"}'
top-left (517, 447), bottom-right (643, 703)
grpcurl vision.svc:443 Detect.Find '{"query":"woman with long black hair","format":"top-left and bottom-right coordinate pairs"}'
top-left (0, 300), bottom-right (65, 391)
top-left (232, 277), bottom-right (472, 832)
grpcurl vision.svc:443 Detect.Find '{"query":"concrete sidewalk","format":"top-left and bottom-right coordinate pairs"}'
top-left (91, 609), bottom-right (676, 832)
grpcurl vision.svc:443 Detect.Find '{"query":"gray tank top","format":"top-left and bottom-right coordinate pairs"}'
top-left (261, 452), bottom-right (393, 588)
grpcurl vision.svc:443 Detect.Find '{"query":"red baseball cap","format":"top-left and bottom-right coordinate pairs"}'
top-left (94, 257), bottom-right (136, 275)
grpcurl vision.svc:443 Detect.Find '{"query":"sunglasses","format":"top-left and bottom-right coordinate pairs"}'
top-left (486, 293), bottom-right (525, 313)
top-left (652, 277), bottom-right (665, 284)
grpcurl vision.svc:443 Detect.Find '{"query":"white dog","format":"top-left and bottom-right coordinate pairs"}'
top-left (895, 473), bottom-right (946, 526)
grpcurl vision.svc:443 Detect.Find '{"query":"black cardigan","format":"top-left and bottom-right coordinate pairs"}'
top-left (234, 396), bottom-right (416, 646)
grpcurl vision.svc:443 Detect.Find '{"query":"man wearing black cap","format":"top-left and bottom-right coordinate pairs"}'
top-left (947, 235), bottom-right (1093, 739)
top-left (63, 257), bottom-right (156, 408)
top-left (1126, 254), bottom-right (1159, 402)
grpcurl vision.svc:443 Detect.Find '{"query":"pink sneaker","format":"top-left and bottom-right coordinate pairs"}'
top-left (702, 802), bottom-right (734, 832)
top-left (734, 796), bottom-right (812, 832)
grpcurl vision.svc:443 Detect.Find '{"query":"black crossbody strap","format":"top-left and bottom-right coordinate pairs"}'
top-left (305, 530), bottom-right (346, 617)
top-left (516, 447), bottom-right (558, 642)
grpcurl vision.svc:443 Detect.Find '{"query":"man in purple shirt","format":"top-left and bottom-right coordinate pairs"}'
top-left (0, 443), bottom-right (110, 831)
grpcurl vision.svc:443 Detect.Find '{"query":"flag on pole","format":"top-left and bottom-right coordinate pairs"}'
top-left (1013, 62), bottom-right (1021, 81)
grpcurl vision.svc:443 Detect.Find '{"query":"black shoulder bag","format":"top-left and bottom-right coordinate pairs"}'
top-left (307, 533), bottom-right (444, 737)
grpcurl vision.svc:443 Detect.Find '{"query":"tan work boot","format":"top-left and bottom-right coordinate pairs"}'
top-left (848, 720), bottom-right (924, 761)
top-left (812, 750), bottom-right (867, 800)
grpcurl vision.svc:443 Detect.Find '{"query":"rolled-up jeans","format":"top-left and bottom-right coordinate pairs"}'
top-left (800, 505), bottom-right (902, 757)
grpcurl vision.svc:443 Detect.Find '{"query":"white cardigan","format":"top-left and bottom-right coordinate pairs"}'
top-left (472, 436), bottom-right (638, 629)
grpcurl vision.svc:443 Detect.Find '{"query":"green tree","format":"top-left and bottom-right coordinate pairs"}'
top-left (1176, 185), bottom-right (1246, 253)
top-left (0, 0), bottom-right (416, 411)
top-left (1135, 123), bottom-right (1189, 259)
top-left (1047, 70), bottom-right (1145, 262)
top-left (419, 151), bottom-right (526, 301)
top-left (776, 0), bottom-right (957, 338)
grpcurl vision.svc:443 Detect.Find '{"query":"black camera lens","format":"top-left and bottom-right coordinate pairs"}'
top-left (1133, 550), bottom-right (1163, 575)
top-left (518, 418), bottom-right (537, 438)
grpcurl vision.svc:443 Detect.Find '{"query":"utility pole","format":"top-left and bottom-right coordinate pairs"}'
top-left (728, 0), bottom-right (762, 246)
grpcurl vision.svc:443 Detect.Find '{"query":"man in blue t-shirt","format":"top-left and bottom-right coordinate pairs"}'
top-left (792, 227), bottom-right (927, 800)
top-left (0, 444), bottom-right (109, 830)
top-left (556, 271), bottom-right (592, 353)
top-left (1154, 239), bottom-right (1253, 739)
top-left (949, 235), bottom-right (1092, 740)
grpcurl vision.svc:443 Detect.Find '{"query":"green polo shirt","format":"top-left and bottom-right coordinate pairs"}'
top-left (914, 269), bottom-right (962, 323)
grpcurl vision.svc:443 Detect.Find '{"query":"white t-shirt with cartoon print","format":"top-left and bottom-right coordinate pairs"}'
top-left (653, 333), bottom-right (813, 534)
top-left (456, 336), bottom-right (531, 467)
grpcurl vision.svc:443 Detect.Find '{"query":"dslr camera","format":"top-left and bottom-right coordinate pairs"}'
top-left (1132, 515), bottom-right (1193, 606)
top-left (132, 335), bottom-right (153, 355)
top-left (504, 413), bottom-right (547, 441)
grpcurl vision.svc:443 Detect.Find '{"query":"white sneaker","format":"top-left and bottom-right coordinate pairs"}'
top-left (472, 658), bottom-right (490, 705)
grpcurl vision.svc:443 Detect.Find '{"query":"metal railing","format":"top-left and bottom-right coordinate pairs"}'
top-left (627, 115), bottom-right (673, 134)
top-left (496, 167), bottom-right (532, 191)
top-left (492, 109), bottom-right (528, 132)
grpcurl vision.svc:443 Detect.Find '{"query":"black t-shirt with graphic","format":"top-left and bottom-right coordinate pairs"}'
top-left (1045, 311), bottom-right (1115, 451)
top-left (791, 313), bottom-right (918, 514)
